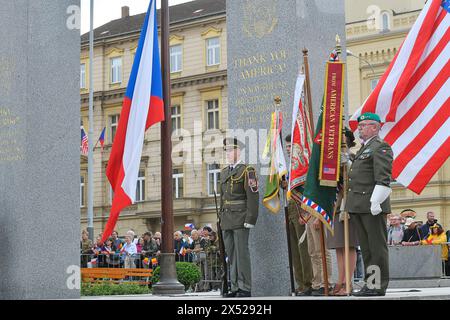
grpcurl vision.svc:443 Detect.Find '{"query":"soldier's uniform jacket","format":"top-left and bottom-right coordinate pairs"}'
top-left (219, 163), bottom-right (259, 230)
top-left (346, 136), bottom-right (393, 214)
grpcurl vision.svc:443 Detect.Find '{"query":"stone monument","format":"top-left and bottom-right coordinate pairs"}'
top-left (226, 0), bottom-right (346, 296)
top-left (0, 0), bottom-right (80, 299)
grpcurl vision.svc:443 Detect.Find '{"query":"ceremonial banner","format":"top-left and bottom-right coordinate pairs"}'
top-left (319, 62), bottom-right (345, 187)
top-left (287, 75), bottom-right (313, 198)
top-left (263, 111), bottom-right (288, 214)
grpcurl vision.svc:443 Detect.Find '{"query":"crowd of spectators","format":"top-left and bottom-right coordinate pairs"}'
top-left (80, 225), bottom-right (222, 291)
top-left (387, 210), bottom-right (450, 276)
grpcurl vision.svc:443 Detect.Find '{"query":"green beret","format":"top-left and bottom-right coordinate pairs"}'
top-left (357, 112), bottom-right (381, 123)
top-left (223, 137), bottom-right (244, 150)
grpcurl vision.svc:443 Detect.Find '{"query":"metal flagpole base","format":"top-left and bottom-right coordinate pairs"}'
top-left (152, 253), bottom-right (185, 295)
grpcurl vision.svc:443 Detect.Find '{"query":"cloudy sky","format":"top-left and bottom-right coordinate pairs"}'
top-left (80, 0), bottom-right (194, 34)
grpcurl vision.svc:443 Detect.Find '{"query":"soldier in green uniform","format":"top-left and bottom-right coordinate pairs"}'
top-left (346, 113), bottom-right (393, 297)
top-left (220, 137), bottom-right (259, 298)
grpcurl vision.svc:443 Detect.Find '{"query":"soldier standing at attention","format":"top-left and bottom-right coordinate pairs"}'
top-left (347, 113), bottom-right (393, 297)
top-left (220, 137), bottom-right (259, 298)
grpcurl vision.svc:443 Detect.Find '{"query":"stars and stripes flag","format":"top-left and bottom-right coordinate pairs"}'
top-left (350, 0), bottom-right (450, 194)
top-left (101, 0), bottom-right (164, 243)
top-left (80, 127), bottom-right (88, 156)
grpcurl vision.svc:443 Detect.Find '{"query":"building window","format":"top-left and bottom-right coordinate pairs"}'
top-left (80, 63), bottom-right (86, 89)
top-left (170, 45), bottom-right (182, 73)
top-left (80, 176), bottom-right (85, 208)
top-left (206, 37), bottom-right (220, 66)
top-left (381, 12), bottom-right (390, 31)
top-left (135, 170), bottom-right (145, 203)
top-left (173, 168), bottom-right (184, 199)
top-left (206, 99), bottom-right (220, 130)
top-left (111, 57), bottom-right (122, 84)
top-left (171, 105), bottom-right (181, 133)
top-left (109, 185), bottom-right (114, 205)
top-left (370, 78), bottom-right (380, 92)
top-left (110, 114), bottom-right (120, 143)
top-left (207, 164), bottom-right (221, 196)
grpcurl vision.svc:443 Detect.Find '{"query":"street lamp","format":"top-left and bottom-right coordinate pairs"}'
top-left (346, 49), bottom-right (375, 74)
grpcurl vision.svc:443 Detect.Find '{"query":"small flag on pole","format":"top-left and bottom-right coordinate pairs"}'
top-left (94, 127), bottom-right (106, 151)
top-left (81, 127), bottom-right (88, 156)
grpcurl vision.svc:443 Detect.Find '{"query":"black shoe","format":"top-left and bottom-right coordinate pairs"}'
top-left (296, 287), bottom-right (313, 296)
top-left (352, 288), bottom-right (385, 297)
top-left (310, 287), bottom-right (325, 296)
top-left (224, 291), bottom-right (238, 298)
top-left (236, 289), bottom-right (251, 297)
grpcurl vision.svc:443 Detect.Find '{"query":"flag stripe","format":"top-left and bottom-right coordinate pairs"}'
top-left (408, 136), bottom-right (450, 194)
top-left (392, 98), bottom-right (450, 178)
top-left (388, 78), bottom-right (450, 156)
top-left (373, 0), bottom-right (435, 120)
top-left (383, 61), bottom-right (450, 145)
top-left (387, 1), bottom-right (444, 121)
top-left (396, 117), bottom-right (450, 189)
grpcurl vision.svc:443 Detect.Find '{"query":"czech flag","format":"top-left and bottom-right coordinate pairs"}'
top-left (101, 0), bottom-right (164, 243)
top-left (97, 127), bottom-right (106, 150)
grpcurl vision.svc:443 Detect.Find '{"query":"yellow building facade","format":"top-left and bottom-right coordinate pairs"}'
top-left (81, 0), bottom-right (449, 237)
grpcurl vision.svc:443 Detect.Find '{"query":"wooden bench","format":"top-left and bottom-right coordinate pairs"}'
top-left (81, 268), bottom-right (153, 285)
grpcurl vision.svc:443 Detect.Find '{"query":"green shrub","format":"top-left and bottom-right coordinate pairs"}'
top-left (81, 282), bottom-right (151, 296)
top-left (152, 262), bottom-right (201, 290)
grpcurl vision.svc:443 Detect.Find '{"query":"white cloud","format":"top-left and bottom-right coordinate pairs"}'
top-left (81, 0), bottom-right (195, 34)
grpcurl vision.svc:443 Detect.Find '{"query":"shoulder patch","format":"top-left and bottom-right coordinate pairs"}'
top-left (246, 168), bottom-right (258, 193)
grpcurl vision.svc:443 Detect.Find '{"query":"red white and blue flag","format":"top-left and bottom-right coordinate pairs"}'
top-left (350, 0), bottom-right (450, 194)
top-left (101, 0), bottom-right (164, 242)
top-left (94, 127), bottom-right (106, 151)
top-left (81, 127), bottom-right (88, 156)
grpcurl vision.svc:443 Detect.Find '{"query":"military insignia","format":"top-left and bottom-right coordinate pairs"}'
top-left (243, 0), bottom-right (278, 39)
top-left (247, 169), bottom-right (259, 193)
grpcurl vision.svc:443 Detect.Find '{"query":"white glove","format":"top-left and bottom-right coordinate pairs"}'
top-left (370, 185), bottom-right (392, 216)
top-left (340, 152), bottom-right (350, 165)
top-left (244, 223), bottom-right (255, 229)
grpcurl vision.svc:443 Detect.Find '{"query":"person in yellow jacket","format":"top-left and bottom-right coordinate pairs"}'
top-left (421, 224), bottom-right (448, 262)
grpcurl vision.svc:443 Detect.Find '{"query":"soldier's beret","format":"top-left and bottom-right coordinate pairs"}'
top-left (223, 137), bottom-right (244, 150)
top-left (357, 112), bottom-right (381, 123)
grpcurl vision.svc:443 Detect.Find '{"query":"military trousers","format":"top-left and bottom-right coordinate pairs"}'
top-left (288, 219), bottom-right (313, 291)
top-left (306, 218), bottom-right (333, 290)
top-left (351, 213), bottom-right (389, 293)
top-left (222, 228), bottom-right (251, 292)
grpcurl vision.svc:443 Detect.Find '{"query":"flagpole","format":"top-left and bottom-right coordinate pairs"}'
top-left (152, 0), bottom-right (185, 295)
top-left (87, 0), bottom-right (95, 242)
top-left (336, 34), bottom-right (352, 297)
top-left (275, 96), bottom-right (296, 296)
top-left (303, 48), bottom-right (330, 296)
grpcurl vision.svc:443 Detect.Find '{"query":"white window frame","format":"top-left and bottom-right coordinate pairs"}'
top-left (207, 164), bottom-right (221, 196)
top-left (135, 170), bottom-right (146, 203)
top-left (80, 63), bottom-right (86, 89)
top-left (206, 99), bottom-right (220, 130)
top-left (170, 44), bottom-right (182, 73)
top-left (381, 12), bottom-right (390, 32)
top-left (80, 176), bottom-right (85, 208)
top-left (111, 57), bottom-right (122, 84)
top-left (206, 37), bottom-right (220, 66)
top-left (110, 114), bottom-right (119, 143)
top-left (171, 104), bottom-right (181, 133)
top-left (173, 169), bottom-right (184, 199)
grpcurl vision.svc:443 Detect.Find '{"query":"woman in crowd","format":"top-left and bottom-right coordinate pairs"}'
top-left (421, 224), bottom-right (448, 276)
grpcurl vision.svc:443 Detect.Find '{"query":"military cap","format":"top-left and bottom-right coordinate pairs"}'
top-left (357, 112), bottom-right (381, 123)
top-left (223, 137), bottom-right (244, 150)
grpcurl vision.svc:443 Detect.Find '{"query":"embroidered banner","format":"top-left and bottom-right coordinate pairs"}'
top-left (319, 62), bottom-right (345, 187)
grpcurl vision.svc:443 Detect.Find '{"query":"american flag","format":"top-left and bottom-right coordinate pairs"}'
top-left (81, 127), bottom-right (88, 156)
top-left (350, 0), bottom-right (450, 194)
